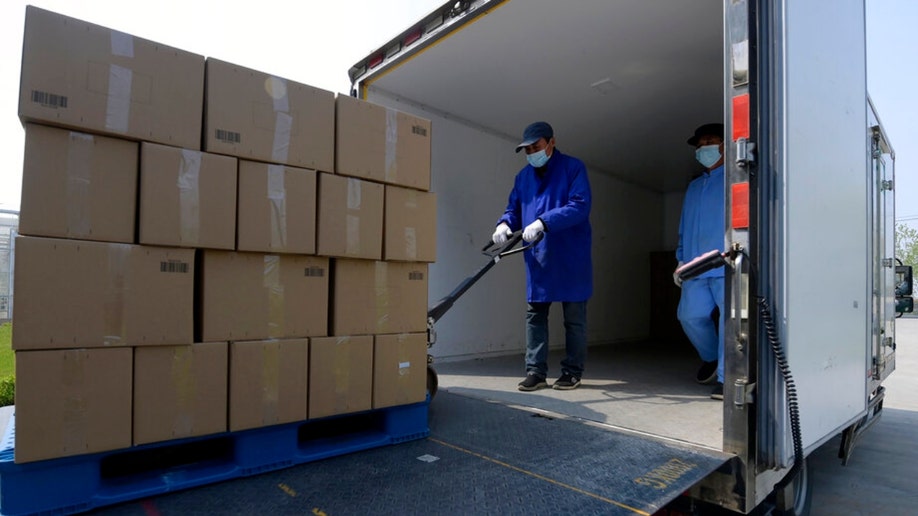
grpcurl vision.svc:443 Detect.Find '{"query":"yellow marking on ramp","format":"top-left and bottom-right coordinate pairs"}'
top-left (429, 437), bottom-right (651, 516)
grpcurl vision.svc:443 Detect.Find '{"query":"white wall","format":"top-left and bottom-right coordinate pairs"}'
top-left (369, 91), bottom-right (677, 360)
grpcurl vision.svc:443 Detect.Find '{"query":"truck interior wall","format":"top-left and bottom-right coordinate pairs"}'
top-left (367, 91), bottom-right (670, 361)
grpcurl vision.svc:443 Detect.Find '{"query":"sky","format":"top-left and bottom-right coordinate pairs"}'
top-left (1, 1), bottom-right (916, 220)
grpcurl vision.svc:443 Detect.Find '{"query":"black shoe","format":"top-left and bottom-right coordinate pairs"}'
top-left (696, 361), bottom-right (717, 384)
top-left (518, 374), bottom-right (548, 391)
top-left (552, 373), bottom-right (581, 390)
top-left (711, 383), bottom-right (724, 400)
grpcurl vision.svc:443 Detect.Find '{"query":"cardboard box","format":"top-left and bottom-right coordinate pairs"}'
top-left (384, 186), bottom-right (437, 262)
top-left (18, 123), bottom-right (138, 244)
top-left (18, 6), bottom-right (204, 149)
top-left (139, 142), bottom-right (237, 250)
top-left (229, 339), bottom-right (309, 431)
top-left (335, 95), bottom-right (431, 191)
top-left (316, 173), bottom-right (383, 260)
top-left (133, 342), bottom-right (228, 445)
top-left (14, 348), bottom-right (132, 463)
top-left (331, 260), bottom-right (428, 336)
top-left (204, 58), bottom-right (335, 171)
top-left (373, 333), bottom-right (428, 409)
top-left (198, 251), bottom-right (329, 342)
top-left (12, 237), bottom-right (194, 350)
top-left (237, 160), bottom-right (317, 254)
top-left (308, 336), bottom-right (372, 419)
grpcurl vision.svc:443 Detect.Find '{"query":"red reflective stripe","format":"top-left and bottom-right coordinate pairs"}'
top-left (732, 182), bottom-right (750, 229)
top-left (732, 94), bottom-right (750, 141)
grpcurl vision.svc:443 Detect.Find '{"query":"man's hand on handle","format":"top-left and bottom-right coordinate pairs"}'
top-left (492, 223), bottom-right (512, 245)
top-left (523, 219), bottom-right (544, 242)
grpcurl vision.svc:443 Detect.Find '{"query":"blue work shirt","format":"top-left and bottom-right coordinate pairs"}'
top-left (676, 165), bottom-right (725, 279)
top-left (498, 149), bottom-right (593, 302)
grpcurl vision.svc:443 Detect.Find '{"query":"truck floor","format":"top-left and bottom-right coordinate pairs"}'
top-left (433, 339), bottom-right (724, 450)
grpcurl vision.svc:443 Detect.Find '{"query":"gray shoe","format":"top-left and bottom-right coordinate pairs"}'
top-left (518, 373), bottom-right (548, 391)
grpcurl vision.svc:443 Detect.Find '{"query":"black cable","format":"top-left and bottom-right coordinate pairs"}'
top-left (758, 297), bottom-right (803, 489)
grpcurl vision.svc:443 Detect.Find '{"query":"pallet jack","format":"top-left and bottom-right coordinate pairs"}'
top-left (425, 230), bottom-right (542, 398)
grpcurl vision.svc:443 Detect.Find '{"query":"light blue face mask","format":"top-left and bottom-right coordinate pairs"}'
top-left (695, 144), bottom-right (722, 168)
top-left (527, 149), bottom-right (550, 168)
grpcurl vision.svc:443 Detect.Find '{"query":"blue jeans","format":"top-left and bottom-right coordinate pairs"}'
top-left (525, 301), bottom-right (587, 379)
top-left (677, 276), bottom-right (725, 383)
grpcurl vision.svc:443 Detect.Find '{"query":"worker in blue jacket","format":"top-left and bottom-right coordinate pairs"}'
top-left (492, 121), bottom-right (593, 391)
top-left (675, 123), bottom-right (726, 400)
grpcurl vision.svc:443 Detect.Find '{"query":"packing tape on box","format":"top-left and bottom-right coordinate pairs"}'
top-left (346, 178), bottom-right (363, 255)
top-left (403, 190), bottom-right (418, 259)
top-left (171, 346), bottom-right (195, 436)
top-left (104, 244), bottom-right (130, 345)
top-left (178, 149), bottom-right (202, 244)
top-left (110, 30), bottom-right (134, 58)
top-left (385, 108), bottom-right (398, 183)
top-left (62, 350), bottom-right (87, 453)
top-left (262, 342), bottom-right (280, 424)
top-left (66, 132), bottom-right (94, 236)
top-left (272, 112), bottom-right (292, 164)
top-left (106, 64), bottom-right (132, 134)
top-left (264, 255), bottom-right (285, 338)
top-left (375, 262), bottom-right (390, 332)
top-left (334, 337), bottom-right (350, 407)
top-left (267, 165), bottom-right (288, 249)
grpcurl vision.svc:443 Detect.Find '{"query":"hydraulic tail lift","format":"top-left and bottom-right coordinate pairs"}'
top-left (425, 230), bottom-right (540, 397)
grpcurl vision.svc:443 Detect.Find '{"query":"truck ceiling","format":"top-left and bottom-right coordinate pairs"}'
top-left (352, 0), bottom-right (724, 193)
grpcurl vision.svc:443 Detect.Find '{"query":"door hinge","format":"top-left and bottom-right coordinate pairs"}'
top-left (733, 379), bottom-right (755, 408)
top-left (881, 180), bottom-right (894, 191)
top-left (736, 138), bottom-right (756, 167)
top-left (882, 258), bottom-right (894, 268)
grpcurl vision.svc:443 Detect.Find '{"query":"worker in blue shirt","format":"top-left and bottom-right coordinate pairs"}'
top-left (492, 121), bottom-right (593, 391)
top-left (675, 123), bottom-right (726, 400)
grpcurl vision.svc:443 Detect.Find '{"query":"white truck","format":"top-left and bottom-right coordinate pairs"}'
top-left (347, 0), bottom-right (908, 514)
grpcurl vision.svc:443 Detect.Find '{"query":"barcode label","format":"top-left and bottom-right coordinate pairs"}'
top-left (408, 271), bottom-right (425, 281)
top-left (31, 90), bottom-right (68, 109)
top-left (411, 124), bottom-right (428, 137)
top-left (215, 129), bottom-right (241, 143)
top-left (304, 266), bottom-right (326, 277)
top-left (160, 260), bottom-right (189, 273)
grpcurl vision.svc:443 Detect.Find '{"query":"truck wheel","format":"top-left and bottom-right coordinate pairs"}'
top-left (771, 459), bottom-right (812, 516)
top-left (427, 365), bottom-right (439, 400)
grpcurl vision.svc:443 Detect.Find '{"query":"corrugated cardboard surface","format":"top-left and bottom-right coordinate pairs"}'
top-left (316, 173), bottom-right (383, 260)
top-left (229, 339), bottom-right (308, 431)
top-left (139, 142), bottom-right (237, 250)
top-left (384, 185), bottom-right (437, 262)
top-left (133, 342), bottom-right (228, 445)
top-left (12, 237), bottom-right (194, 350)
top-left (18, 6), bottom-right (204, 149)
top-left (373, 333), bottom-right (428, 409)
top-left (14, 347), bottom-right (133, 463)
top-left (204, 58), bottom-right (335, 171)
top-left (198, 251), bottom-right (329, 342)
top-left (308, 336), bottom-right (372, 419)
top-left (335, 94), bottom-right (431, 191)
top-left (331, 260), bottom-right (428, 336)
top-left (237, 160), bottom-right (316, 254)
top-left (19, 123), bottom-right (138, 244)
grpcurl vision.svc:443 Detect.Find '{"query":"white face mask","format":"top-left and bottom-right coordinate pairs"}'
top-left (527, 148), bottom-right (550, 168)
top-left (695, 144), bottom-right (722, 168)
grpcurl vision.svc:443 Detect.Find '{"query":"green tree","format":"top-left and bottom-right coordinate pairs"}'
top-left (896, 223), bottom-right (918, 267)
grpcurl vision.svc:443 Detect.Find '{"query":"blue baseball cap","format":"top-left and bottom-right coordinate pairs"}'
top-left (515, 121), bottom-right (554, 152)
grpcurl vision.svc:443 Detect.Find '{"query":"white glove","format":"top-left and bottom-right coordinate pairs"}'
top-left (673, 261), bottom-right (685, 288)
top-left (523, 219), bottom-right (544, 242)
top-left (492, 223), bottom-right (512, 245)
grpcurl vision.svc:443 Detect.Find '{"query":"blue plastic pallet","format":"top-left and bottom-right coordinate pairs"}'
top-left (0, 400), bottom-right (429, 516)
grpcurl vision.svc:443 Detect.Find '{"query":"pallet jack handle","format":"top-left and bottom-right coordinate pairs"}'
top-left (427, 230), bottom-right (542, 331)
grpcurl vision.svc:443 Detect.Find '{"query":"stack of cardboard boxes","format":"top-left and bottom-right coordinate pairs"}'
top-left (12, 6), bottom-right (435, 464)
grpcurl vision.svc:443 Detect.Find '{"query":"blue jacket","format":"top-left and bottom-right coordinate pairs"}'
top-left (676, 165), bottom-right (725, 279)
top-left (498, 149), bottom-right (593, 302)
